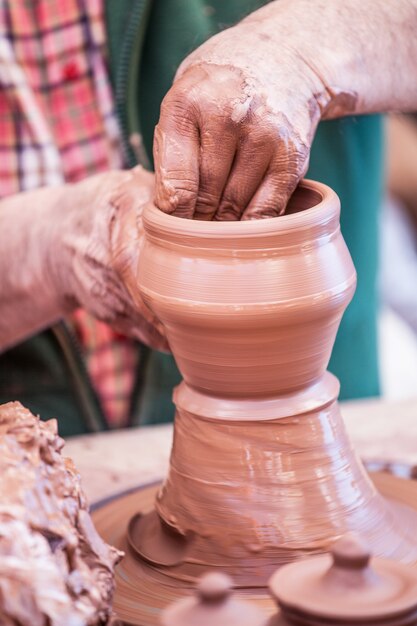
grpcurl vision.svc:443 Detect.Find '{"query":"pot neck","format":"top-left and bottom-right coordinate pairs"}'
top-left (143, 180), bottom-right (340, 253)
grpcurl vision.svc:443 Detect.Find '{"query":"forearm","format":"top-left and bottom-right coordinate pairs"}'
top-left (242, 0), bottom-right (417, 117)
top-left (0, 186), bottom-right (70, 351)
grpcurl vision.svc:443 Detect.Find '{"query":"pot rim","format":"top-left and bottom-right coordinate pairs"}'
top-left (143, 179), bottom-right (339, 242)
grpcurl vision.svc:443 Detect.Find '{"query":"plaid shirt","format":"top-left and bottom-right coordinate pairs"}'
top-left (0, 0), bottom-right (138, 426)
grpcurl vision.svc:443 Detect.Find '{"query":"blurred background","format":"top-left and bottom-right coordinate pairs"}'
top-left (380, 114), bottom-right (417, 399)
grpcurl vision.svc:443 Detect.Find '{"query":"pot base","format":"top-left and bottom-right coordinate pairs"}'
top-left (92, 472), bottom-right (417, 626)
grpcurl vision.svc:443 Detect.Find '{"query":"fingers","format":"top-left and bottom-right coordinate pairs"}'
top-left (153, 87), bottom-right (200, 218)
top-left (130, 308), bottom-right (169, 352)
top-left (242, 140), bottom-right (310, 219)
top-left (132, 320), bottom-right (170, 353)
top-left (213, 130), bottom-right (274, 221)
top-left (154, 66), bottom-right (242, 220)
top-left (109, 297), bottom-right (170, 352)
top-left (241, 171), bottom-right (292, 219)
top-left (108, 176), bottom-right (169, 352)
top-left (193, 124), bottom-right (236, 220)
top-left (153, 62), bottom-right (312, 221)
top-left (113, 304), bottom-right (170, 353)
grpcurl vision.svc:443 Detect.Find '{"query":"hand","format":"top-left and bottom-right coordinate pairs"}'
top-left (52, 166), bottom-right (168, 351)
top-left (154, 21), bottom-right (330, 221)
top-left (0, 166), bottom-right (168, 352)
top-left (154, 0), bottom-right (417, 221)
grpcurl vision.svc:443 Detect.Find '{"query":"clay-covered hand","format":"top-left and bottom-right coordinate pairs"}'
top-left (0, 166), bottom-right (168, 352)
top-left (59, 166), bottom-right (168, 348)
top-left (155, 0), bottom-right (417, 220)
top-left (154, 16), bottom-right (332, 221)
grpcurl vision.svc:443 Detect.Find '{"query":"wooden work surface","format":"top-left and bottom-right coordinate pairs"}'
top-left (65, 396), bottom-right (417, 505)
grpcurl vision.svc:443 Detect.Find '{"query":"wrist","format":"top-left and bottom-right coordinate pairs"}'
top-left (177, 8), bottom-right (336, 133)
top-left (242, 0), bottom-right (360, 120)
top-left (243, 0), bottom-right (417, 117)
top-left (43, 184), bottom-right (81, 314)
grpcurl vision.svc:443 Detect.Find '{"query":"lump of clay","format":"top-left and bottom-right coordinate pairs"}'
top-left (0, 401), bottom-right (122, 626)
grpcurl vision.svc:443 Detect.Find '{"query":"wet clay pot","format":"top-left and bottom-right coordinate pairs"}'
top-left (139, 181), bottom-right (355, 396)
top-left (131, 180), bottom-right (417, 589)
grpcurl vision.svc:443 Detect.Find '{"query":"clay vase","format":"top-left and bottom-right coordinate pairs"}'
top-left (133, 180), bottom-right (417, 588)
top-left (139, 181), bottom-right (354, 396)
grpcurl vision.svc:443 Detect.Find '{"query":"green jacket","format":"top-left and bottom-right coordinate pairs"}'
top-left (0, 0), bottom-right (383, 436)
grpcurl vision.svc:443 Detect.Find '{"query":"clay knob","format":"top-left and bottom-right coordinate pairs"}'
top-left (161, 572), bottom-right (267, 626)
top-left (197, 573), bottom-right (233, 603)
top-left (331, 532), bottom-right (371, 569)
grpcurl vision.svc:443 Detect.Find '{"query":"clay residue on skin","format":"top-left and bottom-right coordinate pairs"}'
top-left (154, 0), bottom-right (358, 223)
top-left (153, 61), bottom-right (315, 221)
top-left (0, 401), bottom-right (122, 626)
top-left (154, 0), bottom-right (417, 221)
top-left (0, 167), bottom-right (168, 354)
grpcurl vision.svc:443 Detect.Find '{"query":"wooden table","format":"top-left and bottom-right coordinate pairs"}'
top-left (65, 396), bottom-right (417, 505)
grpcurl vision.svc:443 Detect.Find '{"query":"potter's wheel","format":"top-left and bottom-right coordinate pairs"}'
top-left (92, 471), bottom-right (417, 626)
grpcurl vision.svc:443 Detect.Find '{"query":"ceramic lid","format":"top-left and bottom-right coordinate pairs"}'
top-left (161, 572), bottom-right (267, 626)
top-left (269, 533), bottom-right (417, 624)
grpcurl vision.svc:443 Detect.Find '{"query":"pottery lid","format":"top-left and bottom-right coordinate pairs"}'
top-left (269, 533), bottom-right (417, 624)
top-left (161, 572), bottom-right (267, 626)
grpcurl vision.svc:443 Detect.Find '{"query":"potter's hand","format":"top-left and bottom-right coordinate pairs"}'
top-left (154, 17), bottom-right (332, 220)
top-left (155, 0), bottom-right (417, 220)
top-left (0, 166), bottom-right (168, 352)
